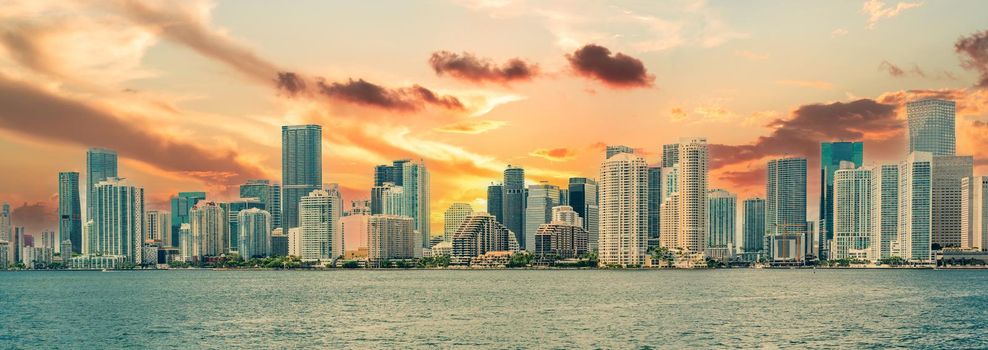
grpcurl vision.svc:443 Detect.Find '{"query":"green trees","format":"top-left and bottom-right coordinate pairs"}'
top-left (507, 252), bottom-right (533, 268)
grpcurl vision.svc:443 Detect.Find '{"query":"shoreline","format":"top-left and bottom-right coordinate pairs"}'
top-left (4, 266), bottom-right (987, 272)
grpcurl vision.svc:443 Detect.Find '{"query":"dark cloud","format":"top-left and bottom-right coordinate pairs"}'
top-left (315, 78), bottom-right (464, 112)
top-left (0, 74), bottom-right (266, 190)
top-left (276, 72), bottom-right (306, 96)
top-left (11, 202), bottom-right (57, 234)
top-left (955, 29), bottom-right (988, 88)
top-left (429, 51), bottom-right (538, 84)
top-left (566, 44), bottom-right (654, 88)
top-left (710, 99), bottom-right (902, 188)
top-left (879, 60), bottom-right (905, 77)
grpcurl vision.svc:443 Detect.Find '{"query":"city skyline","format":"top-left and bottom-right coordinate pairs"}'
top-left (2, 1), bottom-right (988, 238)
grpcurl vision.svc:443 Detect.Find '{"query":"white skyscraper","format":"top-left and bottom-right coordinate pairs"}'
top-left (443, 202), bottom-right (473, 242)
top-left (870, 164), bottom-right (899, 259)
top-left (899, 152), bottom-right (933, 263)
top-left (178, 223), bottom-right (192, 261)
top-left (299, 189), bottom-right (343, 261)
top-left (598, 153), bottom-right (648, 266)
top-left (833, 163), bottom-right (872, 260)
top-left (907, 99), bottom-right (956, 156)
top-left (551, 205), bottom-right (582, 227)
top-left (931, 155), bottom-right (973, 249)
top-left (87, 178), bottom-right (144, 264)
top-left (145, 210), bottom-right (171, 245)
top-left (525, 182), bottom-right (561, 251)
top-left (378, 183), bottom-right (406, 216)
top-left (677, 138), bottom-right (708, 255)
top-left (367, 215), bottom-right (419, 265)
top-left (961, 176), bottom-right (988, 251)
top-left (238, 208), bottom-right (272, 259)
top-left (706, 189), bottom-right (735, 259)
top-left (766, 157), bottom-right (808, 261)
top-left (189, 201), bottom-right (226, 262)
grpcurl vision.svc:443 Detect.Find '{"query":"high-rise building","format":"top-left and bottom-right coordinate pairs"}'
top-left (907, 99), bottom-right (956, 156)
top-left (0, 241), bottom-right (8, 269)
top-left (374, 183), bottom-right (405, 216)
top-left (58, 172), bottom-right (82, 254)
top-left (534, 223), bottom-right (589, 259)
top-left (367, 215), bottom-right (418, 265)
top-left (0, 203), bottom-right (8, 265)
top-left (373, 160), bottom-right (410, 186)
top-left (238, 208), bottom-right (272, 259)
top-left (676, 138), bottom-right (709, 255)
top-left (271, 228), bottom-right (288, 257)
top-left (240, 179), bottom-right (282, 229)
top-left (661, 143), bottom-right (680, 168)
top-left (178, 223), bottom-right (192, 261)
top-left (85, 148), bottom-right (118, 220)
top-left (502, 166), bottom-right (526, 247)
top-left (647, 166), bottom-right (662, 249)
top-left (659, 193), bottom-right (680, 249)
top-left (742, 198), bottom-right (766, 255)
top-left (962, 176), bottom-right (988, 251)
top-left (189, 201), bottom-right (226, 262)
top-left (346, 199), bottom-right (371, 216)
top-left (524, 182), bottom-right (560, 251)
top-left (766, 157), bottom-right (808, 260)
top-left (450, 213), bottom-right (519, 265)
top-left (551, 205), bottom-right (582, 227)
top-left (706, 189), bottom-right (735, 260)
top-left (819, 141), bottom-right (864, 259)
top-left (832, 164), bottom-right (872, 260)
top-left (400, 160), bottom-right (430, 248)
top-left (220, 198), bottom-right (265, 253)
top-left (170, 192), bottom-right (206, 249)
top-left (899, 152), bottom-right (933, 262)
top-left (282, 125), bottom-right (323, 230)
top-left (605, 145), bottom-right (634, 159)
top-left (298, 189), bottom-right (343, 261)
top-left (145, 210), bottom-right (171, 245)
top-left (870, 164), bottom-right (899, 259)
top-left (341, 214), bottom-right (369, 255)
top-left (598, 153), bottom-right (648, 266)
top-left (486, 183), bottom-right (504, 224)
top-left (567, 178), bottom-right (598, 251)
top-left (287, 228), bottom-right (302, 257)
top-left (443, 202), bottom-right (473, 242)
top-left (87, 178), bottom-right (144, 264)
top-left (931, 155), bottom-right (973, 249)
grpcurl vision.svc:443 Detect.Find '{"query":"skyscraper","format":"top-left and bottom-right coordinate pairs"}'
top-left (524, 182), bottom-right (560, 251)
top-left (145, 210), bottom-right (170, 245)
top-left (661, 143), bottom-right (680, 168)
top-left (567, 178), bottom-right (598, 251)
top-left (707, 189), bottom-right (735, 260)
top-left (766, 157), bottom-right (808, 260)
top-left (85, 148), bottom-right (117, 219)
top-left (931, 155), bottom-right (973, 249)
top-left (742, 198), bottom-right (766, 256)
top-left (298, 189), bottom-right (343, 261)
top-left (189, 201), bottom-right (226, 261)
top-left (221, 198), bottom-right (265, 253)
top-left (647, 166), bottom-right (662, 249)
top-left (551, 205), bottom-right (582, 227)
top-left (605, 145), bottom-right (634, 159)
top-left (502, 166), bottom-right (526, 247)
top-left (400, 160), bottom-right (430, 248)
top-left (170, 192), bottom-right (206, 249)
top-left (962, 176), bottom-right (988, 251)
top-left (819, 141), bottom-right (863, 259)
top-left (367, 215), bottom-right (418, 265)
top-left (58, 172), bottom-right (82, 254)
top-left (443, 202), bottom-right (473, 242)
top-left (907, 99), bottom-right (956, 156)
top-left (282, 125), bottom-right (323, 230)
top-left (870, 164), bottom-right (899, 259)
top-left (676, 138), bottom-right (708, 255)
top-left (87, 178), bottom-right (144, 264)
top-left (450, 213), bottom-right (519, 265)
top-left (833, 164), bottom-right (872, 260)
top-left (0, 203), bottom-right (9, 264)
top-left (240, 179), bottom-right (282, 229)
top-left (238, 208), bottom-right (272, 259)
top-left (899, 152), bottom-right (933, 262)
top-left (370, 159), bottom-right (412, 214)
top-left (598, 153), bottom-right (648, 266)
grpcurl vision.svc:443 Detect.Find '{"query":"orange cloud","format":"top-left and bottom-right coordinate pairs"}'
top-left (529, 148), bottom-right (577, 162)
top-left (436, 119), bottom-right (507, 134)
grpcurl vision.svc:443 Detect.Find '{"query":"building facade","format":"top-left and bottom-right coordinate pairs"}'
top-left (706, 189), bottom-right (735, 260)
top-left (58, 171), bottom-right (82, 254)
top-left (676, 138), bottom-right (709, 255)
top-left (742, 198), bottom-right (766, 256)
top-left (907, 99), bottom-right (956, 156)
top-left (766, 157), bottom-right (808, 260)
top-left (367, 215), bottom-right (418, 265)
top-left (899, 152), bottom-right (933, 262)
top-left (282, 125), bottom-right (323, 230)
top-left (85, 148), bottom-right (118, 220)
top-left (931, 155), bottom-right (973, 249)
top-left (819, 141), bottom-right (863, 259)
top-left (298, 189), bottom-right (343, 261)
top-left (870, 164), bottom-right (899, 259)
top-left (87, 178), bottom-right (144, 264)
top-left (238, 208), bottom-right (272, 259)
top-left (239, 179), bottom-right (282, 229)
top-left (502, 166), bottom-right (526, 248)
top-left (170, 192), bottom-right (206, 249)
top-left (598, 153), bottom-right (648, 266)
top-left (450, 213), bottom-right (519, 265)
top-left (443, 202), bottom-right (473, 242)
top-left (189, 201), bottom-right (226, 262)
top-left (833, 165), bottom-right (872, 260)
top-left (524, 183), bottom-right (561, 251)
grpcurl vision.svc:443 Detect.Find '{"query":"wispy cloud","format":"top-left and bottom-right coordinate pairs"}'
top-left (831, 28), bottom-right (849, 38)
top-left (436, 119), bottom-right (507, 134)
top-left (862, 0), bottom-right (923, 29)
top-left (529, 147), bottom-right (577, 162)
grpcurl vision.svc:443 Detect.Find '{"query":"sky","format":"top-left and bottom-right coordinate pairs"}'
top-left (2, 0), bottom-right (988, 235)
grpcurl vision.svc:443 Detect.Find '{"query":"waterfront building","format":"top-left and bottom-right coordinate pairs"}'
top-left (819, 142), bottom-right (864, 260)
top-left (962, 176), bottom-right (988, 251)
top-left (282, 125), bottom-right (323, 230)
top-left (907, 99), bottom-right (956, 156)
top-left (534, 223), bottom-right (589, 259)
top-left (598, 153), bottom-right (648, 266)
top-left (373, 182), bottom-right (405, 216)
top-left (145, 210), bottom-right (170, 245)
top-left (931, 155), bottom-right (973, 249)
top-left (659, 194), bottom-right (679, 249)
top-left (287, 228), bottom-right (302, 257)
top-left (0, 241), bottom-right (7, 269)
top-left (238, 208), bottom-right (272, 259)
top-left (899, 152), bottom-right (934, 263)
top-left (551, 205), bottom-right (582, 227)
top-left (675, 138), bottom-right (709, 255)
top-left (178, 224), bottom-right (192, 261)
top-left (298, 189), bottom-right (343, 261)
top-left (370, 159), bottom-right (429, 246)
top-left (239, 179), bottom-right (282, 229)
top-left (444, 202), bottom-right (473, 242)
top-left (766, 157), bottom-right (808, 261)
top-left (367, 215), bottom-right (418, 265)
top-left (88, 178), bottom-right (144, 264)
top-left (271, 228), bottom-right (288, 257)
top-left (870, 164), bottom-right (900, 259)
top-left (486, 183), bottom-right (504, 224)
top-left (742, 198), bottom-right (766, 257)
top-left (0, 203), bottom-right (9, 263)
top-left (567, 178), bottom-right (598, 251)
top-left (58, 171), bottom-right (82, 254)
top-left (341, 214), bottom-right (369, 257)
top-left (221, 198), bottom-right (265, 253)
top-left (707, 189), bottom-right (735, 260)
top-left (647, 166), bottom-right (662, 250)
top-left (502, 166), bottom-right (526, 248)
top-left (451, 213), bottom-right (519, 265)
top-left (525, 182), bottom-right (561, 251)
top-left (85, 148), bottom-right (117, 219)
top-left (59, 240), bottom-right (72, 262)
top-left (189, 201), bottom-right (226, 262)
top-left (833, 164), bottom-right (872, 260)
top-left (170, 192), bottom-right (206, 249)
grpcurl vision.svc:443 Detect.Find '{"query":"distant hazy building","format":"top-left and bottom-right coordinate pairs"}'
top-left (567, 178), bottom-right (598, 251)
top-left (58, 171), bottom-right (82, 254)
top-left (766, 157), bottom-right (808, 260)
top-left (870, 164), bottom-right (900, 259)
top-left (239, 179), bottom-right (282, 229)
top-left (525, 182), bottom-right (561, 251)
top-left (706, 189), bottom-right (735, 259)
top-left (598, 153), bottom-right (648, 266)
top-left (931, 155), bottom-right (973, 249)
top-left (962, 176), bottom-right (988, 251)
top-left (367, 215), bottom-right (418, 265)
top-left (899, 152), bottom-right (933, 262)
top-left (742, 198), bottom-right (766, 255)
top-left (907, 99), bottom-right (955, 156)
top-left (1, 203), bottom-right (10, 263)
top-left (145, 210), bottom-right (171, 245)
top-left (502, 166), bottom-right (526, 248)
top-left (85, 148), bottom-right (118, 219)
top-left (450, 213), bottom-right (519, 265)
top-left (238, 208), bottom-right (272, 259)
top-left (819, 141), bottom-right (863, 260)
top-left (220, 198), bottom-right (265, 253)
top-left (178, 224), bottom-right (192, 261)
top-left (282, 125), bottom-right (323, 230)
top-left (605, 145), bottom-right (634, 159)
top-left (170, 192), bottom-right (206, 249)
top-left (0, 241), bottom-right (8, 269)
top-left (443, 202), bottom-right (473, 242)
top-left (833, 164), bottom-right (872, 260)
top-left (534, 223), bottom-right (589, 259)
top-left (87, 178), bottom-right (144, 264)
top-left (298, 189), bottom-right (343, 261)
top-left (486, 183), bottom-right (504, 224)
top-left (189, 201), bottom-right (226, 262)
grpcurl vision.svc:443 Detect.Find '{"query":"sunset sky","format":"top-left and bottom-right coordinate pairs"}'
top-left (2, 0), bottom-right (988, 234)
